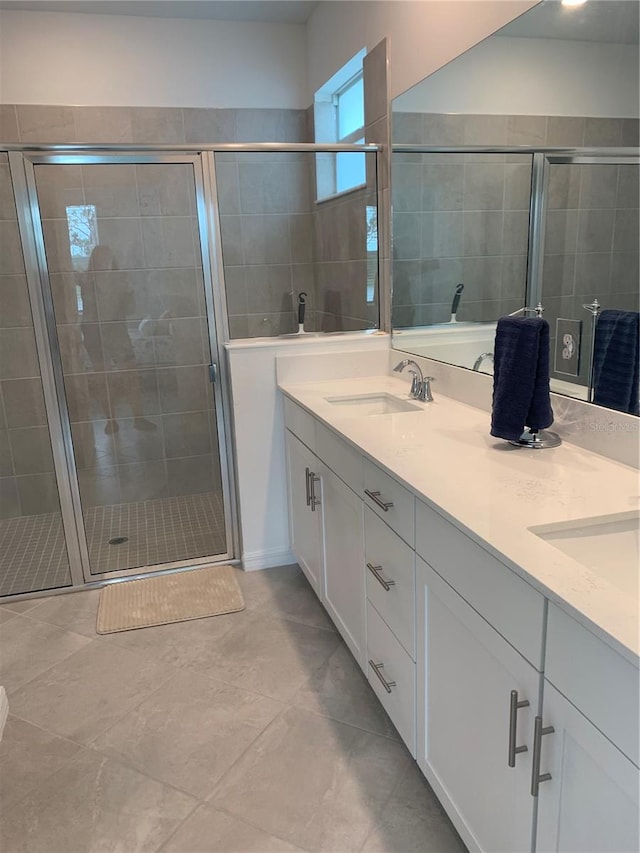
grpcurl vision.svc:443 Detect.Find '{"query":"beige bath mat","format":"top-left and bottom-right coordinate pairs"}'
top-left (96, 565), bottom-right (245, 634)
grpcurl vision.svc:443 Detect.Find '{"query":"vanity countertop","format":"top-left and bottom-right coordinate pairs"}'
top-left (279, 374), bottom-right (640, 665)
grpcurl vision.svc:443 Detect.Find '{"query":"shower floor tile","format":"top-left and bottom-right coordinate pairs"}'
top-left (85, 491), bottom-right (227, 574)
top-left (0, 491), bottom-right (226, 597)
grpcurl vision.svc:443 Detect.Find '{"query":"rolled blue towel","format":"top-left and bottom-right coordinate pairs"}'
top-left (490, 316), bottom-right (554, 441)
top-left (592, 310), bottom-right (640, 416)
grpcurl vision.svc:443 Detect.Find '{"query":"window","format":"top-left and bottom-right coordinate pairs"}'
top-left (66, 204), bottom-right (98, 271)
top-left (314, 49), bottom-right (367, 200)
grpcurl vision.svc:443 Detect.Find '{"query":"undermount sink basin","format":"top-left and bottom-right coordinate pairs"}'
top-left (529, 510), bottom-right (640, 598)
top-left (324, 392), bottom-right (421, 416)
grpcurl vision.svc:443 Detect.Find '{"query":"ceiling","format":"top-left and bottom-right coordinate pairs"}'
top-left (0, 0), bottom-right (318, 23)
top-left (499, 0), bottom-right (639, 45)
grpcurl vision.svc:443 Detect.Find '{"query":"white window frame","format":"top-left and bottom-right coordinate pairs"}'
top-left (314, 48), bottom-right (367, 201)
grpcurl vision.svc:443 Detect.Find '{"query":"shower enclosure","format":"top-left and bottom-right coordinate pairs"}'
top-left (1, 143), bottom-right (381, 599)
top-left (2, 149), bottom-right (235, 598)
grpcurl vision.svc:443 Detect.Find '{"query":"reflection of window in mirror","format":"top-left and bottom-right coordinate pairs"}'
top-left (314, 48), bottom-right (366, 200)
top-left (366, 205), bottom-right (378, 304)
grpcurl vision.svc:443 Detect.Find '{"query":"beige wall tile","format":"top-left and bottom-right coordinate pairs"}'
top-left (0, 327), bottom-right (40, 380)
top-left (73, 106), bottom-right (133, 143)
top-left (9, 426), bottom-right (54, 475)
top-left (16, 472), bottom-right (61, 515)
top-left (17, 105), bottom-right (76, 143)
top-left (0, 106), bottom-right (19, 142)
top-left (0, 221), bottom-right (26, 276)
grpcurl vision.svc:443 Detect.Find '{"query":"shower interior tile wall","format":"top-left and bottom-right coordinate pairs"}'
top-left (0, 153), bottom-right (66, 522)
top-left (392, 111), bottom-right (640, 385)
top-left (35, 160), bottom-right (221, 510)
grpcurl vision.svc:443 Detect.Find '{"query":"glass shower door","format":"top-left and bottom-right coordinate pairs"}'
top-left (0, 152), bottom-right (73, 596)
top-left (32, 156), bottom-right (229, 575)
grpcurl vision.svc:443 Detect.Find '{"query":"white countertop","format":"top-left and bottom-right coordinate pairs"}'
top-left (279, 374), bottom-right (640, 666)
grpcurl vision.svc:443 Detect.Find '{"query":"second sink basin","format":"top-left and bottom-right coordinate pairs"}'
top-left (324, 392), bottom-right (421, 416)
top-left (529, 510), bottom-right (639, 598)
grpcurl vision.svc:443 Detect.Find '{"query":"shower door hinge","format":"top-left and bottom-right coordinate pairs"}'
top-left (209, 363), bottom-right (218, 384)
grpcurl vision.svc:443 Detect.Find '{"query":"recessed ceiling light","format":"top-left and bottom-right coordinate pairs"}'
top-left (561, 0), bottom-right (587, 7)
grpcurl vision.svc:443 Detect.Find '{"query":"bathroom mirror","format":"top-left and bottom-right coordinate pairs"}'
top-left (390, 0), bottom-right (639, 411)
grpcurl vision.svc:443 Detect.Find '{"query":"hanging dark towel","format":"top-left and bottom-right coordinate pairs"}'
top-left (592, 310), bottom-right (640, 416)
top-left (490, 316), bottom-right (554, 441)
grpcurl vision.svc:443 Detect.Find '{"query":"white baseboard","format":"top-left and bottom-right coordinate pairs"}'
top-left (0, 687), bottom-right (8, 741)
top-left (241, 547), bottom-right (296, 572)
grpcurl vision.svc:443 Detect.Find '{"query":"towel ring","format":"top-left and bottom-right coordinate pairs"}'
top-left (508, 302), bottom-right (545, 319)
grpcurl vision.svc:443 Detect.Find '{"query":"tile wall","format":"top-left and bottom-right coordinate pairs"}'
top-left (392, 112), bottom-right (640, 383)
top-left (0, 152), bottom-right (70, 523)
top-left (34, 161), bottom-right (222, 511)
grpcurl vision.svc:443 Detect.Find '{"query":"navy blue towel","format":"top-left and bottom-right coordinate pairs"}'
top-left (592, 310), bottom-right (640, 416)
top-left (490, 317), bottom-right (554, 442)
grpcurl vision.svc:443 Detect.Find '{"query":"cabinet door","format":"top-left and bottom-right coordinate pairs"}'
top-left (417, 556), bottom-right (540, 853)
top-left (535, 681), bottom-right (639, 853)
top-left (285, 431), bottom-right (323, 595)
top-left (321, 463), bottom-right (366, 669)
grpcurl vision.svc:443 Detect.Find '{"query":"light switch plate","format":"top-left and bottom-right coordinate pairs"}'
top-left (554, 318), bottom-right (582, 376)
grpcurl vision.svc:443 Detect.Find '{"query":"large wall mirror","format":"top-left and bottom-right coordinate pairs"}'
top-left (391, 0), bottom-right (639, 414)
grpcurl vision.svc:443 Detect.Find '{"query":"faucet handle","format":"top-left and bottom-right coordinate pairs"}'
top-left (418, 376), bottom-right (435, 402)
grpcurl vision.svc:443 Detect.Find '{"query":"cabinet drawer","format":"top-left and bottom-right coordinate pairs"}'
top-left (363, 458), bottom-right (414, 546)
top-left (316, 422), bottom-right (362, 495)
top-left (415, 498), bottom-right (544, 669)
top-left (365, 507), bottom-right (415, 659)
top-left (283, 397), bottom-right (315, 451)
top-left (367, 600), bottom-right (416, 756)
top-left (546, 604), bottom-right (639, 766)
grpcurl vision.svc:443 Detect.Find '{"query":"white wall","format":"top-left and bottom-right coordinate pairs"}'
top-left (0, 9), bottom-right (308, 108)
top-left (306, 0), bottom-right (537, 100)
top-left (226, 335), bottom-right (389, 570)
top-left (394, 36), bottom-right (640, 117)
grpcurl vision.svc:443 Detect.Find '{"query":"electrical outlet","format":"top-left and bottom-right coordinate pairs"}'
top-left (554, 318), bottom-right (582, 376)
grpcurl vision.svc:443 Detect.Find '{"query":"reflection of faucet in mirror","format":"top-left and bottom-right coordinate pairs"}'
top-left (393, 359), bottom-right (435, 402)
top-left (473, 352), bottom-right (494, 373)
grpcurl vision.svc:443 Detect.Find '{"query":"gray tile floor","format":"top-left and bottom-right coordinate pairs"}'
top-left (0, 565), bottom-right (466, 853)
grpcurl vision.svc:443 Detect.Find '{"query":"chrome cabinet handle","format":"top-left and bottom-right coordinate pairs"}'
top-left (508, 690), bottom-right (530, 767)
top-left (364, 489), bottom-right (394, 512)
top-left (531, 715), bottom-right (555, 797)
top-left (367, 562), bottom-right (396, 592)
top-left (369, 660), bottom-right (396, 694)
top-left (305, 467), bottom-right (311, 506)
top-left (309, 472), bottom-right (320, 512)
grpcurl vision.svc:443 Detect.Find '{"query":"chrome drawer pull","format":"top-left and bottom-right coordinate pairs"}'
top-left (508, 689), bottom-right (530, 767)
top-left (309, 472), bottom-right (320, 512)
top-left (364, 489), bottom-right (394, 512)
top-left (367, 562), bottom-right (396, 592)
top-left (305, 467), bottom-right (311, 506)
top-left (531, 715), bottom-right (555, 797)
top-left (369, 660), bottom-right (396, 693)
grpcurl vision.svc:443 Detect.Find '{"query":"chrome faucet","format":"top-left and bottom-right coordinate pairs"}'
top-left (393, 359), bottom-right (435, 402)
top-left (473, 352), bottom-right (494, 372)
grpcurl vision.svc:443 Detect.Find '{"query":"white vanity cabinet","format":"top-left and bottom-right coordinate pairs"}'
top-left (320, 462), bottom-right (366, 667)
top-left (535, 681), bottom-right (639, 853)
top-left (285, 429), bottom-right (323, 596)
top-left (284, 399), bottom-right (366, 669)
top-left (534, 604), bottom-right (640, 853)
top-left (416, 556), bottom-right (540, 853)
top-left (282, 390), bottom-right (638, 853)
top-left (415, 498), bottom-right (546, 853)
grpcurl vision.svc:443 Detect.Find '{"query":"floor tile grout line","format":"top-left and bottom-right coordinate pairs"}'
top-left (3, 624), bottom-right (95, 699)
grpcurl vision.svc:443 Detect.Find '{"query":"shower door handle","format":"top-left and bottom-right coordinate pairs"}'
top-left (208, 363), bottom-right (218, 384)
